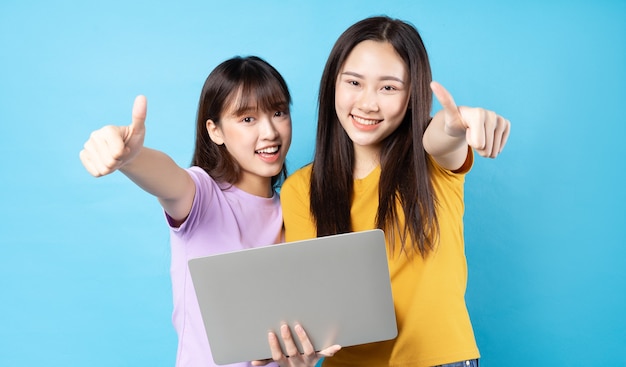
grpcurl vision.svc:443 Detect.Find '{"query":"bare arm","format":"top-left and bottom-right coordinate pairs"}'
top-left (423, 81), bottom-right (511, 170)
top-left (119, 147), bottom-right (195, 222)
top-left (79, 95), bottom-right (194, 222)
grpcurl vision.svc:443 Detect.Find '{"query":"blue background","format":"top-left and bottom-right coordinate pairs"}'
top-left (1, 0), bottom-right (625, 366)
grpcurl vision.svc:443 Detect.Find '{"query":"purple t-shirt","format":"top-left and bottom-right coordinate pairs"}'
top-left (167, 166), bottom-right (282, 367)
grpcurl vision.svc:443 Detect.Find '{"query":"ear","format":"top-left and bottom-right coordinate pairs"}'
top-left (206, 119), bottom-right (224, 145)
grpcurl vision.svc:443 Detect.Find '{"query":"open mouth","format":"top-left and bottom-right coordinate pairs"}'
top-left (352, 115), bottom-right (381, 126)
top-left (255, 146), bottom-right (280, 155)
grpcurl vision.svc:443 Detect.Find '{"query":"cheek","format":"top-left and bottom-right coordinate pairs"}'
top-left (221, 127), bottom-right (249, 147)
top-left (385, 98), bottom-right (409, 119)
top-left (334, 85), bottom-right (352, 111)
top-left (394, 105), bottom-right (408, 120)
top-left (279, 123), bottom-right (292, 143)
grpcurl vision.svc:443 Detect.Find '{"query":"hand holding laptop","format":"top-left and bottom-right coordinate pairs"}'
top-left (252, 323), bottom-right (341, 367)
top-left (188, 229), bottom-right (396, 365)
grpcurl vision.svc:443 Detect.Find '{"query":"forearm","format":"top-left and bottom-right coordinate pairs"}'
top-left (423, 110), bottom-right (469, 171)
top-left (119, 147), bottom-right (193, 202)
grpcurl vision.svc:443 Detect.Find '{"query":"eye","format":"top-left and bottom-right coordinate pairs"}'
top-left (382, 85), bottom-right (397, 91)
top-left (241, 116), bottom-right (254, 123)
top-left (349, 80), bottom-right (360, 87)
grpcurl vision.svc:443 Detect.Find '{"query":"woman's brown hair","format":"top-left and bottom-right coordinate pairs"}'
top-left (191, 56), bottom-right (291, 191)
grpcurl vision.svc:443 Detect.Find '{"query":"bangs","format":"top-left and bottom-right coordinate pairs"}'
top-left (229, 75), bottom-right (290, 116)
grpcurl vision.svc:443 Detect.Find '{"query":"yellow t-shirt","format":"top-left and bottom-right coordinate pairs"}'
top-left (280, 154), bottom-right (479, 367)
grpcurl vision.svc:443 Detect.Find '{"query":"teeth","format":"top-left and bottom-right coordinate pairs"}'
top-left (256, 146), bottom-right (279, 154)
top-left (353, 115), bottom-right (380, 125)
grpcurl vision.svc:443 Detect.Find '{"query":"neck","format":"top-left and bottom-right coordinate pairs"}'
top-left (352, 143), bottom-right (381, 179)
top-left (234, 174), bottom-right (273, 198)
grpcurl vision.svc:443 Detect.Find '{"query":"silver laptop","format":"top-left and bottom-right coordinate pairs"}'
top-left (188, 229), bottom-right (397, 365)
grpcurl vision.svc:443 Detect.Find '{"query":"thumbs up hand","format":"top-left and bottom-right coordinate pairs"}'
top-left (431, 81), bottom-right (510, 158)
top-left (80, 95), bottom-right (147, 177)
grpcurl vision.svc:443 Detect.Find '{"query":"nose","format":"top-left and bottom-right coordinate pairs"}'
top-left (357, 88), bottom-right (379, 112)
top-left (259, 116), bottom-right (279, 140)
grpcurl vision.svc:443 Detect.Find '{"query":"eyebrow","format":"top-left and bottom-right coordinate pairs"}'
top-left (340, 71), bottom-right (405, 84)
top-left (230, 102), bottom-right (289, 117)
top-left (231, 107), bottom-right (257, 116)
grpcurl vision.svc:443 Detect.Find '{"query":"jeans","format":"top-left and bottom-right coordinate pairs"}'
top-left (434, 359), bottom-right (479, 367)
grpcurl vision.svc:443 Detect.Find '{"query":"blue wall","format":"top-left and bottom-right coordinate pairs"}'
top-left (1, 1), bottom-right (624, 366)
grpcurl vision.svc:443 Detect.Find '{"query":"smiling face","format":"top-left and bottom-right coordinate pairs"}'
top-left (207, 89), bottom-right (292, 197)
top-left (334, 40), bottom-right (410, 162)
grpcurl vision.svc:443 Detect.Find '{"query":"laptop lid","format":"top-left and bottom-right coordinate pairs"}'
top-left (188, 229), bottom-right (397, 365)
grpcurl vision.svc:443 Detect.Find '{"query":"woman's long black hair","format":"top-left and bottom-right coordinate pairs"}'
top-left (310, 16), bottom-right (438, 257)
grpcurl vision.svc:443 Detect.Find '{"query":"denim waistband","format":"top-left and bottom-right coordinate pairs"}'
top-left (434, 359), bottom-right (479, 367)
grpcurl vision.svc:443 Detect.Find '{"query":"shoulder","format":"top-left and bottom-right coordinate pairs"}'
top-left (186, 166), bottom-right (223, 191)
top-left (187, 166), bottom-right (211, 181)
top-left (428, 148), bottom-right (473, 180)
top-left (281, 164), bottom-right (312, 200)
top-left (283, 164), bottom-right (312, 189)
top-left (184, 166), bottom-right (230, 209)
top-left (426, 150), bottom-right (472, 202)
